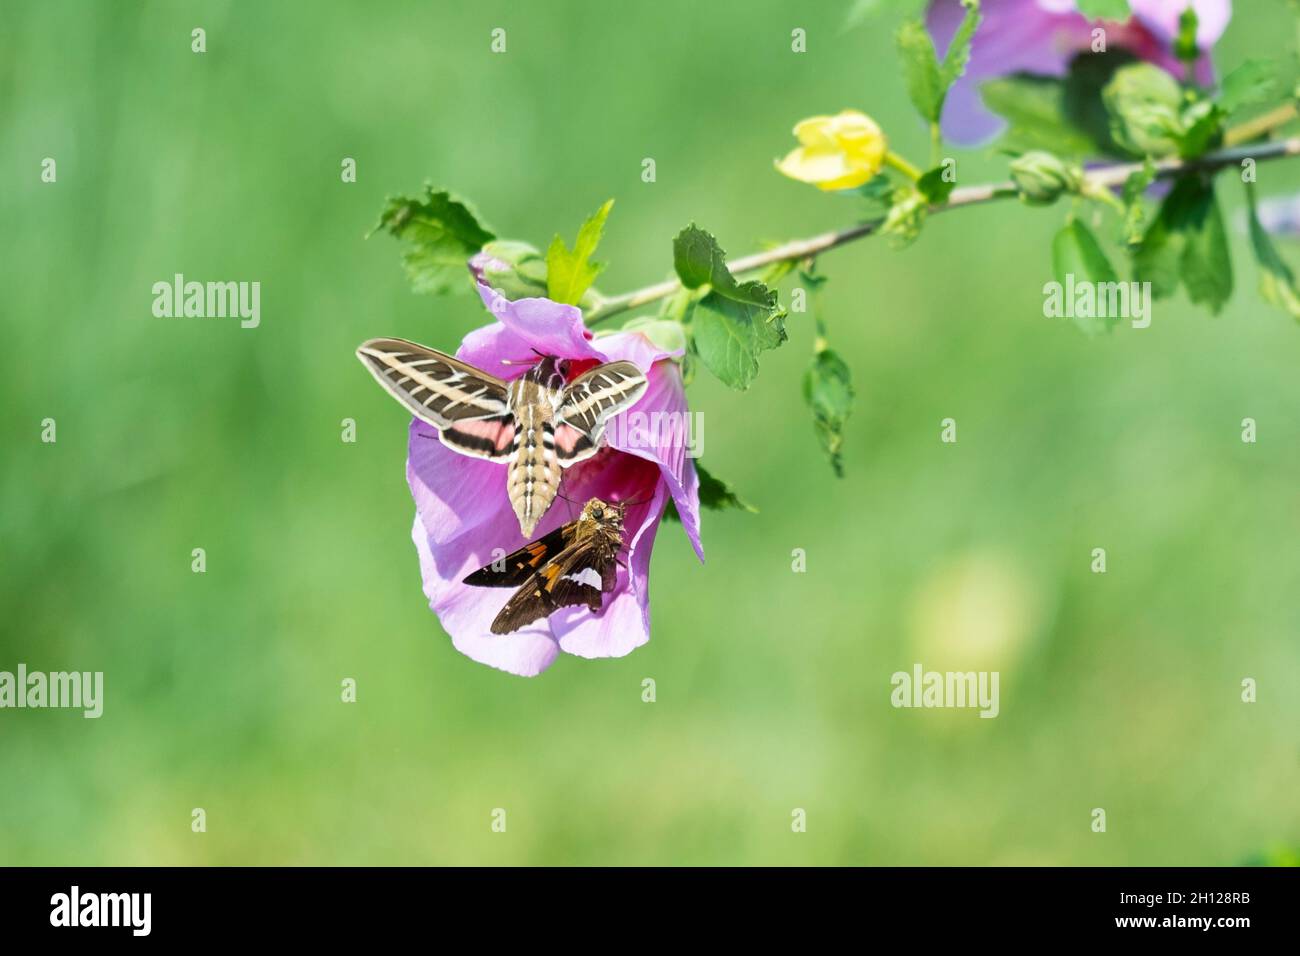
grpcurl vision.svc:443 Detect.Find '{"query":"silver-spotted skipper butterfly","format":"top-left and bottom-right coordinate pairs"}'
top-left (463, 497), bottom-right (631, 634)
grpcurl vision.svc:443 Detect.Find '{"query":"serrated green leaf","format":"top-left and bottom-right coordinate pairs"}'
top-left (938, 1), bottom-right (982, 93)
top-left (1245, 184), bottom-right (1300, 320)
top-left (1133, 175), bottom-right (1233, 314)
top-left (672, 225), bottom-right (773, 307)
top-left (674, 225), bottom-right (786, 388)
top-left (545, 199), bottom-right (614, 305)
top-left (1052, 218), bottom-right (1121, 335)
top-left (803, 349), bottom-right (854, 477)
top-left (372, 186), bottom-right (495, 295)
top-left (895, 2), bottom-right (980, 126)
top-left (896, 19), bottom-right (945, 124)
top-left (692, 294), bottom-right (787, 390)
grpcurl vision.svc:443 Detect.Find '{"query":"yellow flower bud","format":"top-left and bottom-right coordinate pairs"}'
top-left (776, 110), bottom-right (888, 192)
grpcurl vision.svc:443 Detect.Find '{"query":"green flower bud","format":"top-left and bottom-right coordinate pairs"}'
top-left (1103, 63), bottom-right (1185, 157)
top-left (1009, 151), bottom-right (1083, 206)
top-left (470, 240), bottom-right (549, 299)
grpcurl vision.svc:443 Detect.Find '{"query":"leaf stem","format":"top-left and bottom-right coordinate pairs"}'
top-left (584, 133), bottom-right (1300, 325)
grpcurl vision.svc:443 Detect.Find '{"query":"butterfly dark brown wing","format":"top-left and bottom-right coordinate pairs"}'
top-left (462, 523), bottom-right (575, 588)
top-left (487, 554), bottom-right (609, 635)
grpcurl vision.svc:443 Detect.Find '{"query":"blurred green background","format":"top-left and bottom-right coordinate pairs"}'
top-left (2, 0), bottom-right (1297, 866)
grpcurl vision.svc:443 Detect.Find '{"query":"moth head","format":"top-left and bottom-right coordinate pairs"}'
top-left (530, 353), bottom-right (571, 389)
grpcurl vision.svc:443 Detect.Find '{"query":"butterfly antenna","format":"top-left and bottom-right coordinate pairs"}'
top-left (554, 489), bottom-right (580, 522)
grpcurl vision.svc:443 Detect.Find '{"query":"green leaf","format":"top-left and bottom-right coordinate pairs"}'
top-left (896, 1), bottom-right (981, 125)
top-left (917, 165), bottom-right (956, 204)
top-left (1177, 99), bottom-right (1223, 158)
top-left (983, 53), bottom-right (1140, 159)
top-left (1075, 0), bottom-right (1129, 17)
top-left (545, 199), bottom-right (613, 305)
top-left (1133, 175), bottom-right (1233, 314)
top-left (692, 293), bottom-right (787, 390)
top-left (857, 174), bottom-right (899, 219)
top-left (695, 462), bottom-right (757, 513)
top-left (673, 225), bottom-right (786, 389)
top-left (1218, 59), bottom-right (1282, 115)
top-left (672, 225), bottom-right (772, 306)
top-left (1245, 184), bottom-right (1300, 319)
top-left (371, 186), bottom-right (495, 295)
top-left (896, 19), bottom-right (944, 124)
top-left (981, 74), bottom-right (1100, 157)
top-left (1052, 218), bottom-right (1122, 335)
top-left (938, 1), bottom-right (982, 94)
top-left (803, 349), bottom-right (854, 477)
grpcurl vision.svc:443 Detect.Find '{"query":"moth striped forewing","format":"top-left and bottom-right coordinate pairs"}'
top-left (356, 338), bottom-right (516, 460)
top-left (356, 338), bottom-right (648, 536)
top-left (463, 497), bottom-right (627, 634)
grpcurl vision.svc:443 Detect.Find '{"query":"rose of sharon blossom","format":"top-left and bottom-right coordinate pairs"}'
top-left (406, 282), bottom-right (704, 677)
top-left (927, 0), bottom-right (1233, 145)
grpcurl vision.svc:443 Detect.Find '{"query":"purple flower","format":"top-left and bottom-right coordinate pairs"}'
top-left (406, 282), bottom-right (704, 677)
top-left (927, 0), bottom-right (1233, 145)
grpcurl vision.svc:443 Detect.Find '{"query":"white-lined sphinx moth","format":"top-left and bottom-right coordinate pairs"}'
top-left (356, 339), bottom-right (647, 536)
top-left (463, 497), bottom-right (628, 634)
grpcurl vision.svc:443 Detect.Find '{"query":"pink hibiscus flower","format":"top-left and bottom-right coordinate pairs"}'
top-left (927, 0), bottom-right (1233, 144)
top-left (406, 282), bottom-right (703, 677)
